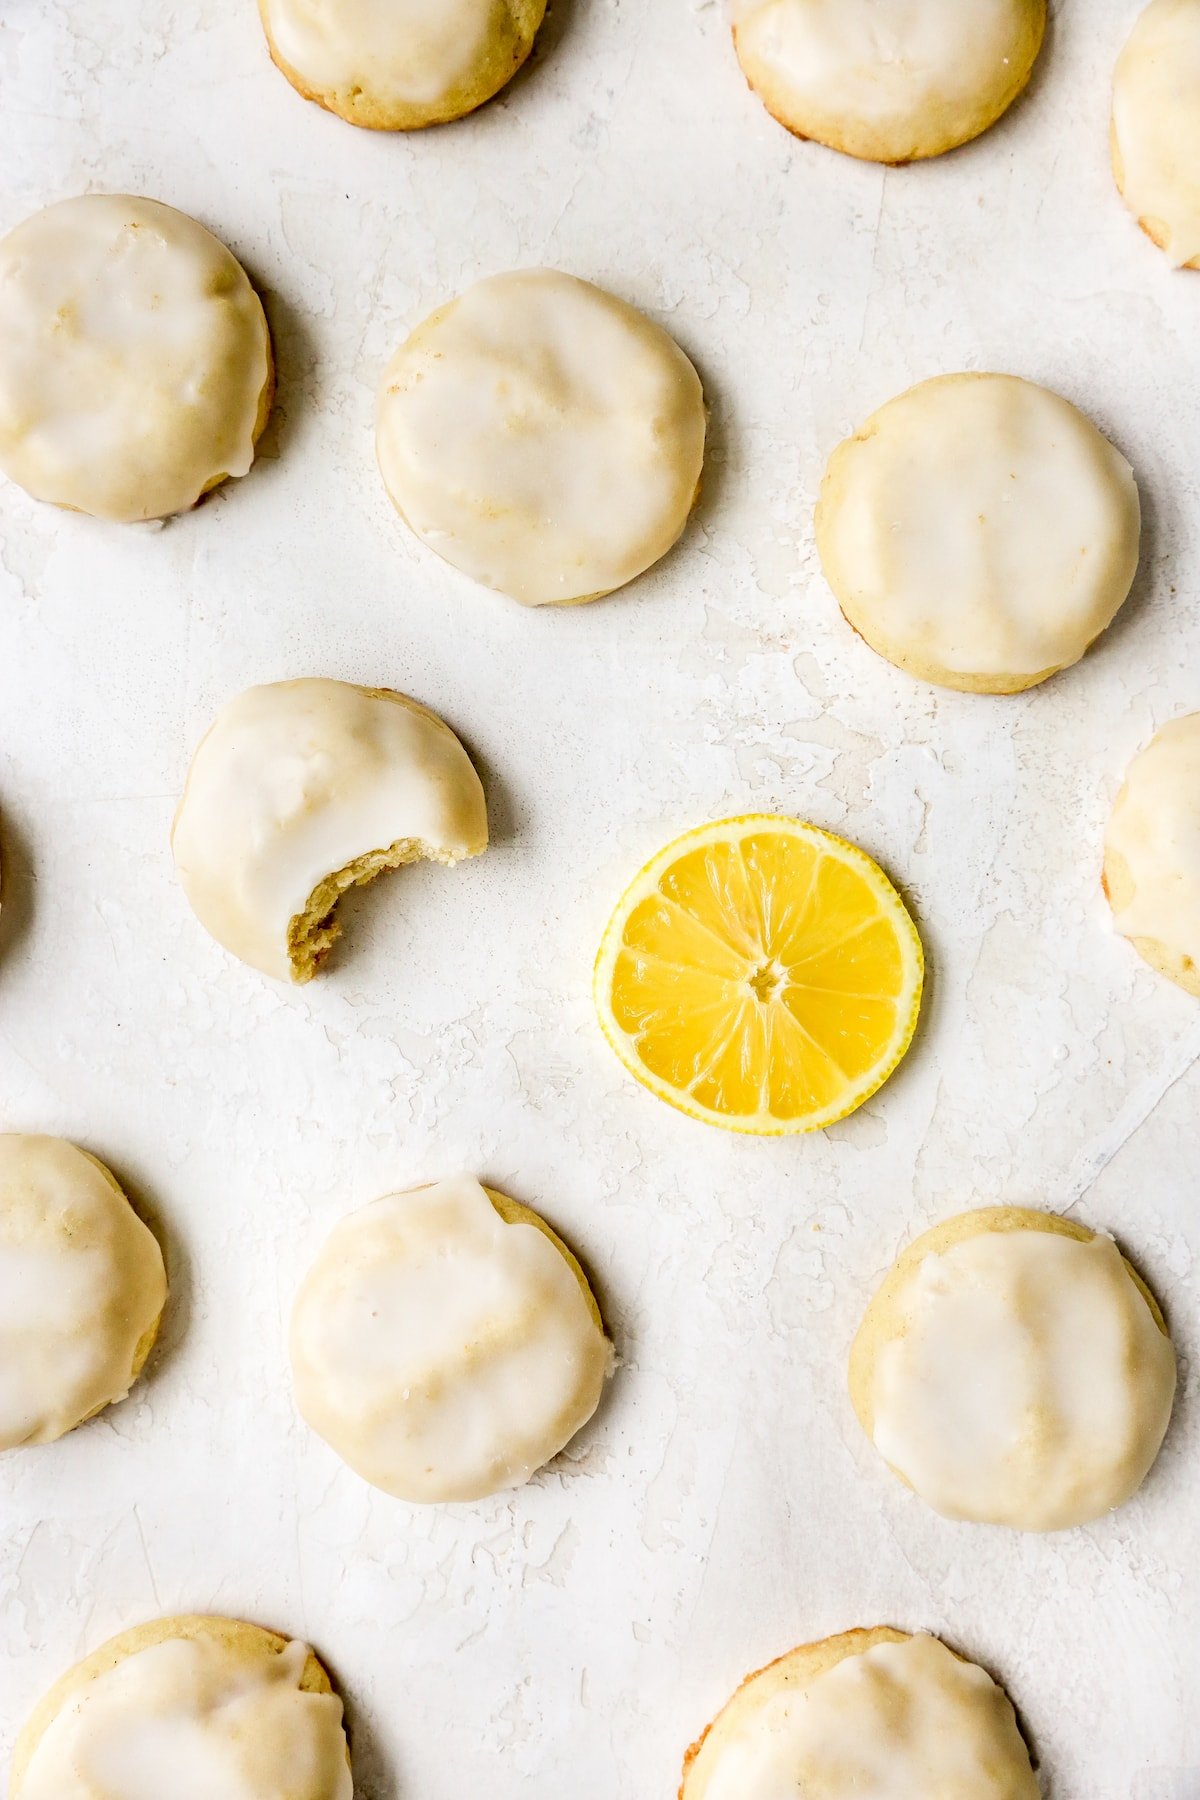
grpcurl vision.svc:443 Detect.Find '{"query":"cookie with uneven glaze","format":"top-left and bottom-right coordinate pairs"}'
top-left (171, 678), bottom-right (487, 983)
top-left (0, 1134), bottom-right (166, 1448)
top-left (681, 1628), bottom-right (1038, 1798)
top-left (0, 195), bottom-right (272, 522)
top-left (259, 0), bottom-right (547, 129)
top-left (289, 1176), bottom-right (613, 1501)
top-left (1105, 713), bottom-right (1200, 995)
top-left (733, 0), bottom-right (1046, 164)
top-left (815, 373), bottom-right (1141, 692)
top-left (1112, 0), bottom-right (1200, 269)
top-left (376, 268), bottom-right (706, 606)
top-left (11, 1615), bottom-right (351, 1800)
top-left (850, 1207), bottom-right (1177, 1530)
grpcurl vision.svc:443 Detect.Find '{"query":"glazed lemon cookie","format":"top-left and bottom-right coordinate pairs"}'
top-left (289, 1176), bottom-right (613, 1501)
top-left (259, 0), bottom-right (547, 130)
top-left (850, 1208), bottom-right (1177, 1530)
top-left (594, 817), bottom-right (923, 1134)
top-left (816, 373), bottom-right (1141, 693)
top-left (0, 195), bottom-right (272, 522)
top-left (11, 1614), bottom-right (351, 1800)
top-left (732, 0), bottom-right (1046, 165)
top-left (0, 1134), bottom-right (167, 1449)
top-left (376, 269), bottom-right (706, 606)
top-left (1112, 0), bottom-right (1200, 269)
top-left (1104, 712), bottom-right (1200, 995)
top-left (682, 1627), bottom-right (1038, 1797)
top-left (171, 678), bottom-right (487, 982)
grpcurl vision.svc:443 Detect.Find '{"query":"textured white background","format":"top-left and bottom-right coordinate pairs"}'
top-left (1, 1), bottom-right (1199, 1794)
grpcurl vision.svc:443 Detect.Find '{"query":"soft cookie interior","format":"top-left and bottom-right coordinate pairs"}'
top-left (288, 834), bottom-right (467, 982)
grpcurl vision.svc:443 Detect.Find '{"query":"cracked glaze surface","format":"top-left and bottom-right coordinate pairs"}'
top-left (0, 2), bottom-right (1197, 1798)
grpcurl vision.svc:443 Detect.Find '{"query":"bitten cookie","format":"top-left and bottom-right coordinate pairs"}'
top-left (0, 195), bottom-right (273, 522)
top-left (1112, 0), bottom-right (1200, 269)
top-left (11, 1615), bottom-right (351, 1800)
top-left (258, 0), bottom-right (547, 129)
top-left (1104, 712), bottom-right (1200, 995)
top-left (849, 1208), bottom-right (1177, 1530)
top-left (171, 678), bottom-right (487, 983)
top-left (289, 1176), bottom-right (613, 1501)
top-left (0, 1134), bottom-right (167, 1449)
top-left (376, 269), bottom-right (706, 605)
top-left (732, 0), bottom-right (1046, 164)
top-left (815, 373), bottom-right (1141, 692)
top-left (682, 1628), bottom-right (1038, 1798)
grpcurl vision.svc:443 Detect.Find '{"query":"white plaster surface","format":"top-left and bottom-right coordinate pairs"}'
top-left (0, 2), bottom-right (1198, 1795)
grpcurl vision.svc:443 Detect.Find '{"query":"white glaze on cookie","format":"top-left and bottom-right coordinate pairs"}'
top-left (816, 373), bottom-right (1141, 690)
top-left (15, 1637), bottom-right (351, 1800)
top-left (1105, 712), bottom-right (1200, 986)
top-left (866, 1226), bottom-right (1176, 1529)
top-left (1112, 0), bottom-right (1200, 268)
top-left (0, 195), bottom-right (271, 521)
top-left (289, 1176), bottom-right (613, 1501)
top-left (684, 1633), bottom-right (1038, 1798)
top-left (171, 679), bottom-right (487, 982)
top-left (733, 0), bottom-right (1044, 163)
top-left (376, 269), bottom-right (706, 605)
top-left (262, 0), bottom-right (496, 108)
top-left (0, 1135), bottom-right (166, 1448)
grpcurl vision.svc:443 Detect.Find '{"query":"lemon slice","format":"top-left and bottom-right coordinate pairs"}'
top-left (594, 817), bottom-right (923, 1135)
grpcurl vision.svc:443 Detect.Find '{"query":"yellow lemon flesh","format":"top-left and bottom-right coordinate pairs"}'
top-left (594, 817), bottom-right (923, 1135)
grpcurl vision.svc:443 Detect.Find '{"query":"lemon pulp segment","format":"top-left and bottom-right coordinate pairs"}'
top-left (594, 818), bottom-right (923, 1134)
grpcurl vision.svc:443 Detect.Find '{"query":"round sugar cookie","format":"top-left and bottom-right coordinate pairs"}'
top-left (258, 0), bottom-right (547, 130)
top-left (289, 1175), bottom-right (613, 1502)
top-left (815, 373), bottom-right (1141, 692)
top-left (682, 1627), bottom-right (1038, 1798)
top-left (850, 1208), bottom-right (1177, 1531)
top-left (11, 1614), bottom-right (351, 1800)
top-left (1104, 712), bottom-right (1200, 995)
top-left (0, 1134), bottom-right (167, 1449)
top-left (1112, 0), bottom-right (1200, 269)
top-left (171, 678), bottom-right (488, 984)
top-left (732, 0), bottom-right (1046, 165)
top-left (0, 195), bottom-right (273, 522)
top-left (376, 268), bottom-right (707, 606)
